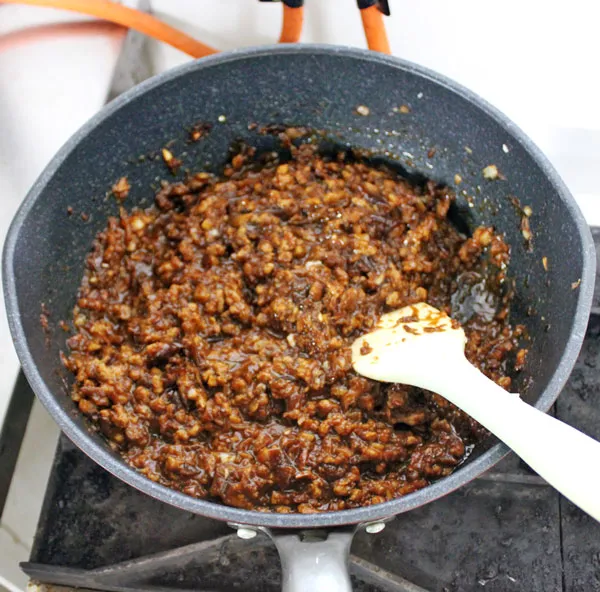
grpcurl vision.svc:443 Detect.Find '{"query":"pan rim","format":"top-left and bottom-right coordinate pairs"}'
top-left (3, 43), bottom-right (595, 529)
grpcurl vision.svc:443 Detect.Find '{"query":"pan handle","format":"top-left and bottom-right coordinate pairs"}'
top-left (268, 529), bottom-right (354, 592)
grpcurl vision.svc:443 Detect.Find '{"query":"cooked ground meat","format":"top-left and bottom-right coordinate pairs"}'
top-left (63, 140), bottom-right (524, 513)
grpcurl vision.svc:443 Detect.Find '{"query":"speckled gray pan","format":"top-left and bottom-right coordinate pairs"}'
top-left (3, 45), bottom-right (595, 531)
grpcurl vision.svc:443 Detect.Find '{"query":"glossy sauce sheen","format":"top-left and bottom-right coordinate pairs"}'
top-left (63, 141), bottom-right (525, 513)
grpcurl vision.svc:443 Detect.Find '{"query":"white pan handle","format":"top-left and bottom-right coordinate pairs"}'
top-left (436, 361), bottom-right (600, 522)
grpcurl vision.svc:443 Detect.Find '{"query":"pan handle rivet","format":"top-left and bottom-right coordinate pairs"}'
top-left (237, 527), bottom-right (258, 540)
top-left (365, 522), bottom-right (386, 534)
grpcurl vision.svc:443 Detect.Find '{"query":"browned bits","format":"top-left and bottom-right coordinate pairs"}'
top-left (482, 164), bottom-right (500, 180)
top-left (112, 177), bottom-right (130, 201)
top-left (360, 341), bottom-right (373, 356)
top-left (162, 148), bottom-right (182, 173)
top-left (189, 122), bottom-right (212, 142)
top-left (64, 139), bottom-right (522, 513)
top-left (515, 348), bottom-right (528, 371)
top-left (40, 303), bottom-right (51, 345)
top-left (498, 376), bottom-right (512, 389)
top-left (521, 215), bottom-right (532, 242)
top-left (476, 227), bottom-right (493, 247)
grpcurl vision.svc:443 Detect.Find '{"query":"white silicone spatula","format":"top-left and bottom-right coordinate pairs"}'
top-left (351, 302), bottom-right (600, 522)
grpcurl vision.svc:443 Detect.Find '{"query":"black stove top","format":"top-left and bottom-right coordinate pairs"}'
top-left (24, 435), bottom-right (597, 592)
top-left (10, 230), bottom-right (599, 592)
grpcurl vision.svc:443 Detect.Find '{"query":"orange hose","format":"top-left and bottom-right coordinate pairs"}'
top-left (360, 4), bottom-right (390, 54)
top-left (0, 0), bottom-right (217, 58)
top-left (278, 4), bottom-right (303, 44)
top-left (0, 20), bottom-right (123, 53)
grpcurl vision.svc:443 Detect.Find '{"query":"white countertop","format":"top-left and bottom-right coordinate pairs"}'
top-left (0, 1), bottom-right (598, 589)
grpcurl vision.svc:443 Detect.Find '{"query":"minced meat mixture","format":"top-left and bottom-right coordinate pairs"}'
top-left (63, 140), bottom-right (525, 513)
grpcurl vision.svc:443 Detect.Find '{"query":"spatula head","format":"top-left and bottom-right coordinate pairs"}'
top-left (351, 302), bottom-right (468, 388)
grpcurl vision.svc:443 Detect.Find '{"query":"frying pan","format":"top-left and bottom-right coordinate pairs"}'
top-left (3, 45), bottom-right (595, 591)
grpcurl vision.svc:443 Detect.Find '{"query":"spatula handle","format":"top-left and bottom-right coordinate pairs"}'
top-left (440, 362), bottom-right (600, 522)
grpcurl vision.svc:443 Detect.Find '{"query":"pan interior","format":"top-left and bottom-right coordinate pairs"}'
top-left (4, 46), bottom-right (593, 527)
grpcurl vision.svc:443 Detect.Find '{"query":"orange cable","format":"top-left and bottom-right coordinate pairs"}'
top-left (0, 0), bottom-right (217, 58)
top-left (0, 20), bottom-right (122, 53)
top-left (360, 4), bottom-right (390, 54)
top-left (278, 4), bottom-right (303, 43)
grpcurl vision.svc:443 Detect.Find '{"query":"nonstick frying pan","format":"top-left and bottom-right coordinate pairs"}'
top-left (3, 45), bottom-right (595, 591)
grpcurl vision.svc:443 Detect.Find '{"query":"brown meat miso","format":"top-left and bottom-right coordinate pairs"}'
top-left (64, 141), bottom-right (522, 513)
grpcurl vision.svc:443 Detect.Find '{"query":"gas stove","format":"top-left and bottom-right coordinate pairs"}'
top-left (1, 5), bottom-right (600, 592)
top-left (10, 264), bottom-right (600, 591)
top-left (4, 230), bottom-right (600, 591)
